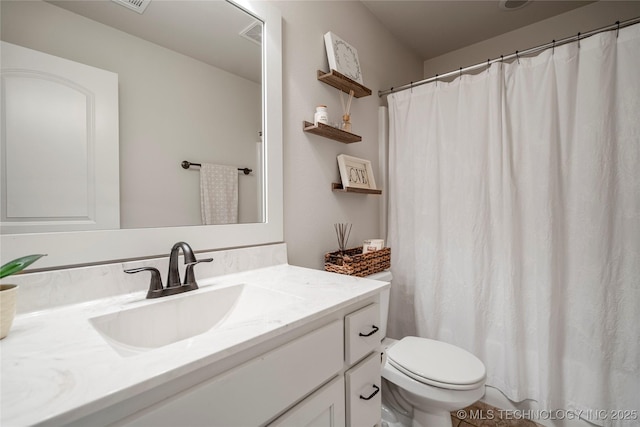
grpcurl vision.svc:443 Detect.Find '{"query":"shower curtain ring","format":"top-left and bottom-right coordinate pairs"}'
top-left (577, 32), bottom-right (581, 48)
top-left (616, 21), bottom-right (620, 38)
top-left (435, 74), bottom-right (438, 87)
top-left (552, 39), bottom-right (556, 54)
top-left (410, 82), bottom-right (413, 93)
top-left (516, 50), bottom-right (520, 64)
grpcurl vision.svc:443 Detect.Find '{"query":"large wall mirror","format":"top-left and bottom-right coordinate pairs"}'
top-left (0, 0), bottom-right (283, 269)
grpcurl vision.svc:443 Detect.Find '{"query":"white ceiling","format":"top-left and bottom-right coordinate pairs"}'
top-left (361, 0), bottom-right (594, 60)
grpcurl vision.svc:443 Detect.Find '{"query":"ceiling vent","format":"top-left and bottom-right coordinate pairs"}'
top-left (111, 0), bottom-right (151, 14)
top-left (240, 21), bottom-right (263, 46)
top-left (498, 0), bottom-right (531, 11)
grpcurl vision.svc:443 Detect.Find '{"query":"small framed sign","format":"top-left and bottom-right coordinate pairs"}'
top-left (324, 32), bottom-right (363, 84)
top-left (337, 154), bottom-right (376, 190)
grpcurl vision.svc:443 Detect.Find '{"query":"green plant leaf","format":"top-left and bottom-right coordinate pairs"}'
top-left (0, 254), bottom-right (47, 279)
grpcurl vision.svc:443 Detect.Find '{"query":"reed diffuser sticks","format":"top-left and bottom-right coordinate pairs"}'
top-left (339, 89), bottom-right (355, 132)
top-left (334, 223), bottom-right (352, 253)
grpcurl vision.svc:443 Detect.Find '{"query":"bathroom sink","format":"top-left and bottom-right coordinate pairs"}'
top-left (90, 283), bottom-right (301, 356)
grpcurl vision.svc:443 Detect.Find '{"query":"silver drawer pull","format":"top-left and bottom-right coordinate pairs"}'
top-left (358, 325), bottom-right (379, 337)
top-left (359, 384), bottom-right (380, 401)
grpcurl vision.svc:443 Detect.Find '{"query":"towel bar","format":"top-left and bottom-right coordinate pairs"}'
top-left (181, 161), bottom-right (252, 175)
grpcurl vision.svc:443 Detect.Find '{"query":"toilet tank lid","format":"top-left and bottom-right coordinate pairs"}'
top-left (367, 270), bottom-right (392, 281)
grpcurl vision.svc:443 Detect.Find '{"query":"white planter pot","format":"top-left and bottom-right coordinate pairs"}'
top-left (0, 284), bottom-right (18, 339)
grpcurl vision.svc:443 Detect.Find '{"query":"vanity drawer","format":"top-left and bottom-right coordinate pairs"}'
top-left (345, 303), bottom-right (380, 365)
top-left (345, 352), bottom-right (381, 427)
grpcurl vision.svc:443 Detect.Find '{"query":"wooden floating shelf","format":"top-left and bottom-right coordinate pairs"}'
top-left (303, 121), bottom-right (362, 144)
top-left (332, 183), bottom-right (382, 195)
top-left (317, 70), bottom-right (372, 98)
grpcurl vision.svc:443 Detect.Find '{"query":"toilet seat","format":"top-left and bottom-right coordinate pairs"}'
top-left (386, 337), bottom-right (486, 391)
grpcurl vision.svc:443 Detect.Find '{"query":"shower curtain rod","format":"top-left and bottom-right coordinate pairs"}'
top-left (378, 16), bottom-right (640, 97)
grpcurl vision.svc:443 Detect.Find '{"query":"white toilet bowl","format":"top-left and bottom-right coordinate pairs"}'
top-left (367, 270), bottom-right (486, 427)
top-left (382, 337), bottom-right (485, 427)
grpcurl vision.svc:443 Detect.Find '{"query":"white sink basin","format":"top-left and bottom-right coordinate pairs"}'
top-left (90, 283), bottom-right (301, 356)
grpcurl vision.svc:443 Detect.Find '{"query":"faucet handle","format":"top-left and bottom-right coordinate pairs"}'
top-left (124, 267), bottom-right (164, 298)
top-left (183, 258), bottom-right (213, 289)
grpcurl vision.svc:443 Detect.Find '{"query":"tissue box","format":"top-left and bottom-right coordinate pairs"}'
top-left (362, 239), bottom-right (384, 254)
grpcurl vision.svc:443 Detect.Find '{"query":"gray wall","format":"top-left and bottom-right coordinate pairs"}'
top-left (272, 1), bottom-right (424, 269)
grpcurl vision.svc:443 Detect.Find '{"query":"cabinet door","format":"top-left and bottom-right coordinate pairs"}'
top-left (345, 352), bottom-right (381, 427)
top-left (269, 376), bottom-right (345, 427)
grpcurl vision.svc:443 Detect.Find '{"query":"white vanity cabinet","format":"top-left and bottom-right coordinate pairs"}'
top-left (271, 302), bottom-right (383, 427)
top-left (1, 257), bottom-right (391, 427)
top-left (100, 299), bottom-right (382, 427)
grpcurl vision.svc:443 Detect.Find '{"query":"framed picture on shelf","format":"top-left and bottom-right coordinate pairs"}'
top-left (337, 154), bottom-right (376, 190)
top-left (324, 32), bottom-right (363, 84)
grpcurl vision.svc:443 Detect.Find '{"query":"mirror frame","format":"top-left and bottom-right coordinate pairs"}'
top-left (0, 0), bottom-right (283, 270)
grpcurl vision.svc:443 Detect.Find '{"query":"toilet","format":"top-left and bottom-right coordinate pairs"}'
top-left (368, 271), bottom-right (486, 427)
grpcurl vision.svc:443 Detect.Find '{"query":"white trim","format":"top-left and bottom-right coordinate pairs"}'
top-left (0, 1), bottom-right (283, 269)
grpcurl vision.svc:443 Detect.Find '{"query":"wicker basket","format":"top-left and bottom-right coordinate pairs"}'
top-left (324, 247), bottom-right (391, 277)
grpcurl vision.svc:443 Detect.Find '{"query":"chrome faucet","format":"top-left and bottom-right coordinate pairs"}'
top-left (124, 241), bottom-right (213, 299)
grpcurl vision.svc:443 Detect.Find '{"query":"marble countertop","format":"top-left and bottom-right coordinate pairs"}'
top-left (0, 264), bottom-right (389, 427)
